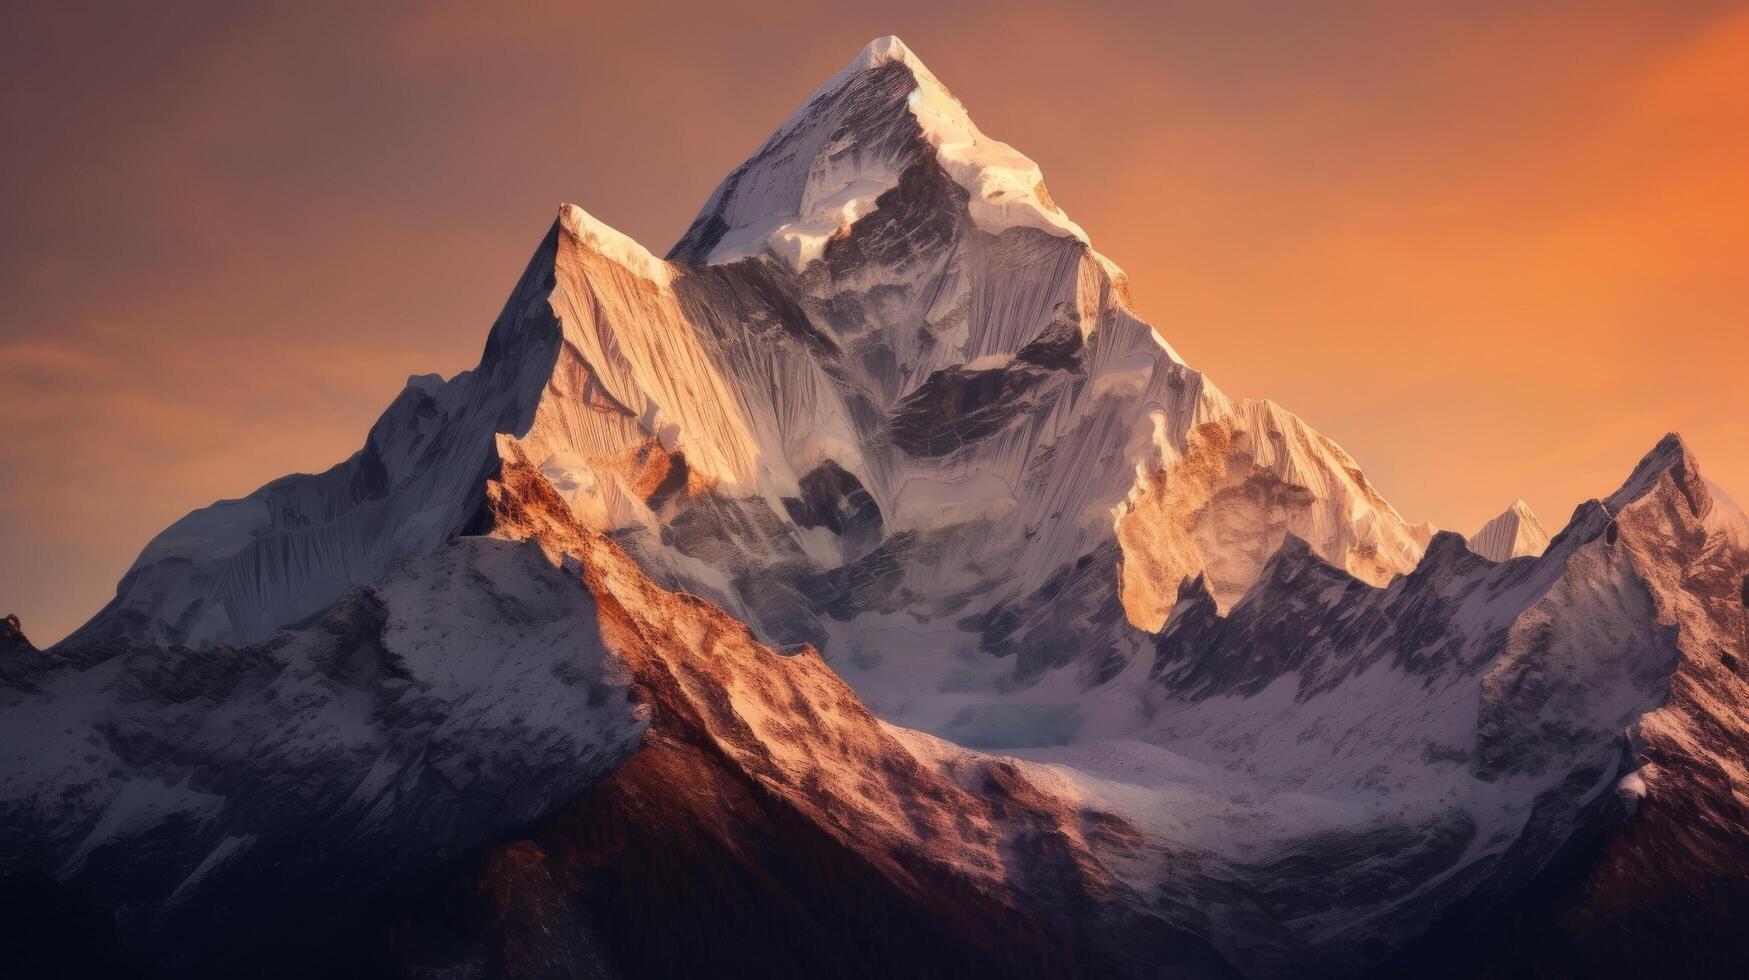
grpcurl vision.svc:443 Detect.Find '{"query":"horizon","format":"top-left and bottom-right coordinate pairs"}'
top-left (4, 1), bottom-right (1747, 643)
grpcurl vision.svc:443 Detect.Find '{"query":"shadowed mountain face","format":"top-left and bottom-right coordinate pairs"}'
top-left (5, 36), bottom-right (1749, 980)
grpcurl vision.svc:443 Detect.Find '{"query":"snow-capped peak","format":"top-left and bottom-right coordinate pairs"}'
top-left (1467, 497), bottom-right (1550, 561)
top-left (669, 35), bottom-right (1089, 270)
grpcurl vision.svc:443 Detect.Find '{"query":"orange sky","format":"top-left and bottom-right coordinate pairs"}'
top-left (3, 1), bottom-right (1746, 645)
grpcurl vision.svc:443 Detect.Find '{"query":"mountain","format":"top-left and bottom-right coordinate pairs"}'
top-left (6, 36), bottom-right (1749, 980)
top-left (1468, 498), bottom-right (1551, 561)
top-left (66, 37), bottom-right (1427, 736)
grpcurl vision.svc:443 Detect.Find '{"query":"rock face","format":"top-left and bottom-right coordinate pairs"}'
top-left (1468, 498), bottom-right (1551, 561)
top-left (8, 35), bottom-right (1749, 980)
top-left (0, 614), bottom-right (32, 656)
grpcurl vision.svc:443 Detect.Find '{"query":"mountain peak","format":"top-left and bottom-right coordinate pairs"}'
top-left (1607, 432), bottom-right (1709, 517)
top-left (847, 35), bottom-right (932, 82)
top-left (1468, 498), bottom-right (1550, 561)
top-left (668, 35), bottom-right (1089, 269)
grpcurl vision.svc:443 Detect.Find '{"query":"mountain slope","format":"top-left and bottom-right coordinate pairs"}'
top-left (2, 449), bottom-right (1239, 979)
top-left (10, 434), bottom-right (1747, 977)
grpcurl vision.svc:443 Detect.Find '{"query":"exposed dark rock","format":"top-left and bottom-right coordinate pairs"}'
top-left (889, 361), bottom-right (1058, 457)
top-left (0, 614), bottom-right (33, 656)
top-left (1015, 308), bottom-right (1085, 371)
top-left (964, 542), bottom-right (1140, 680)
top-left (780, 459), bottom-right (884, 554)
top-left (820, 151), bottom-right (966, 275)
top-left (796, 532), bottom-right (917, 621)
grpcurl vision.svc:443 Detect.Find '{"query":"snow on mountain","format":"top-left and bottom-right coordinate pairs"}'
top-left (69, 36), bottom-right (1429, 746)
top-left (1467, 498), bottom-right (1550, 561)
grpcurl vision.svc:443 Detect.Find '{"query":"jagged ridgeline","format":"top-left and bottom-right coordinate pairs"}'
top-left (6, 35), bottom-right (1749, 980)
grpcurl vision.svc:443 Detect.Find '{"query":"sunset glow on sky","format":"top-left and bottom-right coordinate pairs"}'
top-left (3, 1), bottom-right (1745, 643)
